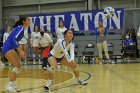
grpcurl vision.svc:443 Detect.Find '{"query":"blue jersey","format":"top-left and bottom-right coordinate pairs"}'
top-left (122, 39), bottom-right (133, 46)
top-left (95, 27), bottom-right (108, 35)
top-left (2, 25), bottom-right (24, 55)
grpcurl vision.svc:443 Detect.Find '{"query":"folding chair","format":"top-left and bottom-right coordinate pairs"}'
top-left (82, 43), bottom-right (95, 64)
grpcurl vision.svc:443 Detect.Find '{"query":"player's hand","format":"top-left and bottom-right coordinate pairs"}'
top-left (19, 51), bottom-right (26, 59)
top-left (69, 60), bottom-right (76, 68)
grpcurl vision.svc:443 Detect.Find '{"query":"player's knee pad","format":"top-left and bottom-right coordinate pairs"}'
top-left (48, 66), bottom-right (57, 73)
top-left (73, 65), bottom-right (79, 71)
top-left (11, 67), bottom-right (20, 74)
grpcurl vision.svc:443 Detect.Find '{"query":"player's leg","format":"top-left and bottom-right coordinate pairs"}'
top-left (0, 60), bottom-right (5, 71)
top-left (37, 47), bottom-right (41, 64)
top-left (5, 50), bottom-right (21, 92)
top-left (32, 47), bottom-right (37, 64)
top-left (44, 56), bottom-right (57, 91)
top-left (23, 44), bottom-right (27, 65)
top-left (60, 57), bottom-right (87, 85)
top-left (102, 41), bottom-right (112, 64)
top-left (19, 45), bottom-right (24, 65)
top-left (97, 42), bottom-right (103, 64)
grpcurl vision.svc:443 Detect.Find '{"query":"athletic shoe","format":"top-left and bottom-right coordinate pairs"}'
top-left (111, 61), bottom-right (115, 64)
top-left (77, 80), bottom-right (87, 85)
top-left (5, 84), bottom-right (17, 92)
top-left (44, 80), bottom-right (52, 91)
top-left (107, 60), bottom-right (112, 64)
top-left (44, 85), bottom-right (49, 91)
top-left (43, 67), bottom-right (47, 70)
top-left (99, 61), bottom-right (103, 65)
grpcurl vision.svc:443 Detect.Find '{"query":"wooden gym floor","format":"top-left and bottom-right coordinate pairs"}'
top-left (0, 62), bottom-right (140, 93)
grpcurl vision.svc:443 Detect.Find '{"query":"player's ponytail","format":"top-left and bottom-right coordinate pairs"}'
top-left (13, 15), bottom-right (28, 28)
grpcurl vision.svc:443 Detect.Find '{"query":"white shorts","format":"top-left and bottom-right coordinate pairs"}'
top-left (33, 42), bottom-right (39, 47)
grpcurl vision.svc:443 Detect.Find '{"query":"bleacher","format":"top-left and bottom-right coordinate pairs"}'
top-left (73, 30), bottom-right (123, 59)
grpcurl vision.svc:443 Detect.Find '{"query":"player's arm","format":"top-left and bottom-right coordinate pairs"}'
top-left (46, 34), bottom-right (53, 47)
top-left (30, 32), bottom-right (33, 46)
top-left (69, 43), bottom-right (75, 62)
top-left (99, 27), bottom-right (105, 34)
top-left (11, 27), bottom-right (23, 49)
top-left (56, 28), bottom-right (62, 39)
top-left (58, 39), bottom-right (71, 62)
top-left (12, 27), bottom-right (25, 58)
top-left (24, 29), bottom-right (28, 39)
top-left (3, 33), bottom-right (6, 43)
top-left (95, 28), bottom-right (99, 35)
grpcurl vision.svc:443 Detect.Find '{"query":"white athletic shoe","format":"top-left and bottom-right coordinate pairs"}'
top-left (44, 80), bottom-right (52, 91)
top-left (99, 61), bottom-right (103, 65)
top-left (111, 61), bottom-right (115, 64)
top-left (5, 84), bottom-right (17, 92)
top-left (77, 80), bottom-right (88, 85)
top-left (43, 67), bottom-right (47, 70)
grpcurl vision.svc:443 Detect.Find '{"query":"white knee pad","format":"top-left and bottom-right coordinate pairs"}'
top-left (48, 66), bottom-right (57, 73)
top-left (12, 67), bottom-right (20, 74)
top-left (73, 65), bottom-right (79, 71)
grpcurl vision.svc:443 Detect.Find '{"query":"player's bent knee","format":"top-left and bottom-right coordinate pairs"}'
top-left (48, 66), bottom-right (57, 73)
top-left (11, 67), bottom-right (21, 74)
top-left (73, 65), bottom-right (79, 71)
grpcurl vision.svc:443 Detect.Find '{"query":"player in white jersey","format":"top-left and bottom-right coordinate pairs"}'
top-left (18, 27), bottom-right (28, 65)
top-left (30, 25), bottom-right (41, 64)
top-left (56, 20), bottom-right (67, 40)
top-left (44, 29), bottom-right (87, 91)
top-left (3, 26), bottom-right (11, 43)
top-left (2, 26), bottom-right (11, 66)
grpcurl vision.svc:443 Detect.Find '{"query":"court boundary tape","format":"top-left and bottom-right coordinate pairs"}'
top-left (0, 70), bottom-right (92, 93)
top-left (42, 70), bottom-right (92, 92)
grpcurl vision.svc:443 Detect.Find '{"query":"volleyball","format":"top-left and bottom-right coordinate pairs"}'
top-left (104, 7), bottom-right (115, 18)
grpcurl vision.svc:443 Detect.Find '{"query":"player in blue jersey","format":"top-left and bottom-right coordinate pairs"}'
top-left (44, 29), bottom-right (87, 91)
top-left (2, 16), bottom-right (30, 92)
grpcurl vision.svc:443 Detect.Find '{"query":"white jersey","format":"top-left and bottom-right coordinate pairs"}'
top-left (3, 32), bottom-right (9, 43)
top-left (56, 27), bottom-right (67, 40)
top-left (18, 28), bottom-right (28, 44)
top-left (39, 33), bottom-right (53, 47)
top-left (31, 32), bottom-right (40, 47)
top-left (50, 39), bottom-right (74, 62)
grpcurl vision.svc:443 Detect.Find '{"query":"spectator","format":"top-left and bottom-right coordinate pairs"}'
top-left (56, 20), bottom-right (67, 40)
top-left (30, 25), bottom-right (41, 64)
top-left (3, 26), bottom-right (11, 43)
top-left (122, 34), bottom-right (134, 48)
top-left (38, 30), bottom-right (53, 70)
top-left (96, 20), bottom-right (113, 64)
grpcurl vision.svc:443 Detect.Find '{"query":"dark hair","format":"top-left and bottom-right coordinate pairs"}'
top-left (58, 20), bottom-right (64, 27)
top-left (34, 25), bottom-right (39, 31)
top-left (13, 15), bottom-right (29, 28)
top-left (63, 29), bottom-right (74, 40)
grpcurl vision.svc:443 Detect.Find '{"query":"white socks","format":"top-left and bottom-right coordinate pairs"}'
top-left (45, 80), bottom-right (52, 87)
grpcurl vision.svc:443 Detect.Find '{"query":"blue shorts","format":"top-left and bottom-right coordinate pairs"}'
top-left (48, 53), bottom-right (64, 63)
top-left (2, 44), bottom-right (14, 55)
